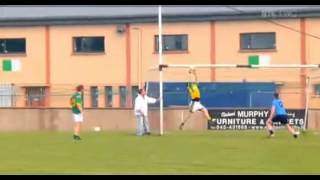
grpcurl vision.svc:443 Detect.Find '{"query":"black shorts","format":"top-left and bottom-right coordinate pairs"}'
top-left (272, 115), bottom-right (288, 125)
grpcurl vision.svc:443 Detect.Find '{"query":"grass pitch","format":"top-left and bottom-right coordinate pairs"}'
top-left (0, 130), bottom-right (319, 174)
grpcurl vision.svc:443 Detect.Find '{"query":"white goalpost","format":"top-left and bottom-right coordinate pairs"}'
top-left (304, 76), bottom-right (311, 131)
top-left (158, 6), bottom-right (164, 135)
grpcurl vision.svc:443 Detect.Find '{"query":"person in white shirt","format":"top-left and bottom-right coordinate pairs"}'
top-left (134, 87), bottom-right (158, 136)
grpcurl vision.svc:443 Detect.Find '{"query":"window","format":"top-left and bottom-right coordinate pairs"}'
top-left (131, 86), bottom-right (139, 106)
top-left (315, 84), bottom-right (320, 95)
top-left (155, 34), bottom-right (188, 52)
top-left (25, 87), bottom-right (47, 107)
top-left (119, 86), bottom-right (127, 108)
top-left (105, 86), bottom-right (113, 107)
top-left (0, 38), bottom-right (26, 54)
top-left (240, 32), bottom-right (276, 50)
top-left (0, 84), bottom-right (16, 107)
top-left (90, 86), bottom-right (99, 108)
top-left (73, 36), bottom-right (105, 53)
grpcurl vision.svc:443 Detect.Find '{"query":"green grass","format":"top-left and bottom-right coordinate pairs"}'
top-left (0, 130), bottom-right (319, 174)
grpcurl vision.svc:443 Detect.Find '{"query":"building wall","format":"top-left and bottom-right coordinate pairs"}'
top-left (0, 26), bottom-right (46, 84)
top-left (49, 84), bottom-right (121, 108)
top-left (0, 18), bottom-right (319, 109)
top-left (130, 22), bottom-right (212, 85)
top-left (49, 25), bottom-right (127, 85)
top-left (0, 108), bottom-right (319, 131)
top-left (215, 19), bottom-right (303, 108)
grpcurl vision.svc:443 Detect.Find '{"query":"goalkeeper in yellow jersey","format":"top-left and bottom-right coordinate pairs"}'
top-left (179, 68), bottom-right (213, 130)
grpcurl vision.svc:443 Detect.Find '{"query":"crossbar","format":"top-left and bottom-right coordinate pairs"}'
top-left (154, 64), bottom-right (320, 70)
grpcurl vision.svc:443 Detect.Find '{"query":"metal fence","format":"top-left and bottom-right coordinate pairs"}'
top-left (147, 82), bottom-right (278, 108)
top-left (0, 82), bottom-right (307, 109)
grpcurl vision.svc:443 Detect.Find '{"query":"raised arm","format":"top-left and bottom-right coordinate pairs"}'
top-left (193, 69), bottom-right (198, 84)
top-left (188, 68), bottom-right (198, 84)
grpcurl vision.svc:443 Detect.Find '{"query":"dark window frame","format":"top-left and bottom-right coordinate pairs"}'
top-left (72, 36), bottom-right (105, 53)
top-left (104, 86), bottom-right (113, 108)
top-left (315, 84), bottom-right (320, 95)
top-left (25, 86), bottom-right (47, 107)
top-left (240, 32), bottom-right (276, 50)
top-left (119, 86), bottom-right (127, 108)
top-left (131, 85), bottom-right (139, 107)
top-left (0, 38), bottom-right (26, 54)
top-left (90, 86), bottom-right (99, 108)
top-left (155, 34), bottom-right (188, 52)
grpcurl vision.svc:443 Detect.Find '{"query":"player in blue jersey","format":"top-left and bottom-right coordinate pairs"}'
top-left (266, 93), bottom-right (300, 139)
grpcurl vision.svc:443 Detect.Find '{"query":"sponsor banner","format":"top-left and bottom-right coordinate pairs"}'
top-left (208, 109), bottom-right (305, 130)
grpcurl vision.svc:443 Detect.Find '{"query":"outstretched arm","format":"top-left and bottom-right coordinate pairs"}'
top-left (193, 70), bottom-right (198, 84)
top-left (188, 68), bottom-right (198, 84)
top-left (146, 96), bottom-right (157, 104)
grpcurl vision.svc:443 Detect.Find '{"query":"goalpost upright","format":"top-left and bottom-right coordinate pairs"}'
top-left (158, 5), bottom-right (164, 135)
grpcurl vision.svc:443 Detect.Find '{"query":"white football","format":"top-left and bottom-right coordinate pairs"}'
top-left (94, 126), bottom-right (101, 132)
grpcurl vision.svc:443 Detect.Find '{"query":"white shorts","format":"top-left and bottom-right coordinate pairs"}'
top-left (189, 101), bottom-right (205, 113)
top-left (73, 113), bottom-right (84, 122)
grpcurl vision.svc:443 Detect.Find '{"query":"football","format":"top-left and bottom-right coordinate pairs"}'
top-left (94, 126), bottom-right (101, 132)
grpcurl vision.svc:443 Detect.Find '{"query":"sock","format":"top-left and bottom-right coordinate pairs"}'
top-left (269, 129), bottom-right (274, 135)
top-left (73, 134), bottom-right (80, 139)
